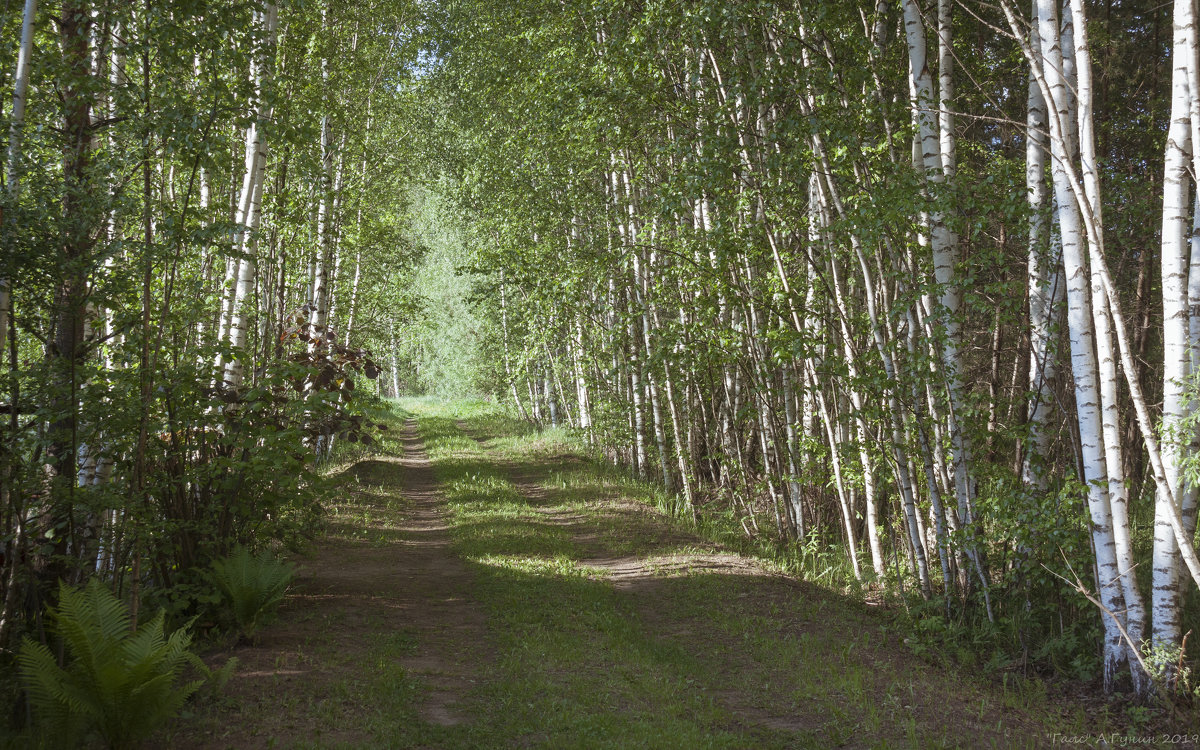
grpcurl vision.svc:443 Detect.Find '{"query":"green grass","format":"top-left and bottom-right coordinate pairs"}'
top-left (166, 398), bottom-right (1090, 748)
top-left (395, 399), bottom-right (1066, 748)
top-left (399, 402), bottom-right (791, 747)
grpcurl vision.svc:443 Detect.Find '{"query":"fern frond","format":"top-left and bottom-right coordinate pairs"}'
top-left (51, 580), bottom-right (129, 684)
top-left (120, 610), bottom-right (170, 670)
top-left (18, 638), bottom-right (93, 746)
top-left (18, 578), bottom-right (210, 750)
top-left (210, 545), bottom-right (295, 638)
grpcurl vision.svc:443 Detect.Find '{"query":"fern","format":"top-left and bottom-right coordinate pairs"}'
top-left (18, 579), bottom-right (220, 750)
top-left (209, 545), bottom-right (294, 640)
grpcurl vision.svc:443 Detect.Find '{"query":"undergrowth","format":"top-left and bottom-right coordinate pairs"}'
top-left (15, 580), bottom-right (234, 750)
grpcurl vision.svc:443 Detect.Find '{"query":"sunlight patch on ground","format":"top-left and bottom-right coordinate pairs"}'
top-left (576, 553), bottom-right (767, 584)
top-left (468, 553), bottom-right (602, 578)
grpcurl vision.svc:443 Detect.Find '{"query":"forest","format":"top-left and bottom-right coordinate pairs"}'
top-left (1, 0), bottom-right (1200, 744)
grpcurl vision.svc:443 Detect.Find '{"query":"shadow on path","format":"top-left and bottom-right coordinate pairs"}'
top-left (175, 419), bottom-right (490, 749)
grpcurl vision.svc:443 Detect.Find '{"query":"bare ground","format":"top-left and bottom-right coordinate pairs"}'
top-left (174, 420), bottom-right (489, 749)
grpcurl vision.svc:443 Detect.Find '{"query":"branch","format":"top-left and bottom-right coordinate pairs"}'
top-left (1043, 556), bottom-right (1150, 680)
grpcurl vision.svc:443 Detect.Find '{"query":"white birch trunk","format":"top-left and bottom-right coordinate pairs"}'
top-left (1187, 0), bottom-right (1200, 552)
top-left (343, 121), bottom-right (371, 344)
top-left (1154, 0), bottom-right (1196, 654)
top-left (1023, 0), bottom-right (1060, 490)
top-left (1062, 0), bottom-right (1148, 689)
top-left (389, 318), bottom-right (401, 398)
top-left (223, 144), bottom-right (269, 387)
top-left (324, 138), bottom-right (348, 333)
top-left (310, 25), bottom-right (336, 349)
top-left (937, 0), bottom-right (955, 180)
top-left (1030, 0), bottom-right (1127, 687)
top-left (1, 0), bottom-right (39, 358)
top-left (344, 247), bottom-right (362, 342)
top-left (1003, 0), bottom-right (1200, 629)
top-left (221, 4), bottom-right (277, 389)
top-left (640, 255), bottom-right (671, 489)
top-left (903, 0), bottom-right (976, 548)
top-left (573, 318), bottom-right (591, 431)
top-left (809, 360), bottom-right (861, 580)
top-left (499, 272), bottom-right (530, 420)
top-left (781, 358), bottom-right (805, 539)
top-left (810, 164), bottom-right (921, 588)
top-left (219, 97), bottom-right (265, 351)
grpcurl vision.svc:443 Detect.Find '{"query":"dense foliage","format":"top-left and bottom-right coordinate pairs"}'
top-left (17, 580), bottom-right (225, 749)
top-left (0, 0), bottom-right (423, 724)
top-left (3, 0), bottom-right (1199, 729)
top-left (421, 0), bottom-right (1198, 697)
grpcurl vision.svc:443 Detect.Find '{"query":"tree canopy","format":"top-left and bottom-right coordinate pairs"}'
top-left (0, 0), bottom-right (1197, 709)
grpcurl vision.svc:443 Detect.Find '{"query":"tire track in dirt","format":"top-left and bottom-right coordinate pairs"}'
top-left (177, 419), bottom-right (489, 749)
top-left (383, 419), bottom-right (490, 729)
top-left (455, 419), bottom-right (763, 587)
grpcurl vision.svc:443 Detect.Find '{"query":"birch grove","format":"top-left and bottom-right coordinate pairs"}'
top-left (0, 0), bottom-right (419, 660)
top-left (430, 0), bottom-right (1200, 696)
top-left (0, 0), bottom-right (1197, 711)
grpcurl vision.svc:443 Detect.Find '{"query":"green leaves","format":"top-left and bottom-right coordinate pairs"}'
top-left (208, 545), bottom-right (295, 641)
top-left (19, 580), bottom-right (218, 750)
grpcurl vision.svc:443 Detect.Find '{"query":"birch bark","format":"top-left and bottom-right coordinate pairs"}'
top-left (221, 4), bottom-right (278, 389)
top-left (0, 0), bottom-right (38, 359)
top-left (902, 0), bottom-right (976, 553)
top-left (1154, 0), bottom-right (1196, 652)
top-left (1030, 0), bottom-right (1127, 686)
top-left (1023, 0), bottom-right (1060, 491)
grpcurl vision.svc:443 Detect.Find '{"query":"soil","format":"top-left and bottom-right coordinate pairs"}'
top-left (175, 420), bottom-right (490, 749)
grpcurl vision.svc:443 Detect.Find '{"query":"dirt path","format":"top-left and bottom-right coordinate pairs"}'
top-left (177, 420), bottom-right (489, 749)
top-left (379, 421), bottom-right (490, 728)
top-left (176, 410), bottom-right (1070, 748)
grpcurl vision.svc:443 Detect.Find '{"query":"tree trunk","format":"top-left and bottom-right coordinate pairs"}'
top-left (0, 0), bottom-right (38, 360)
